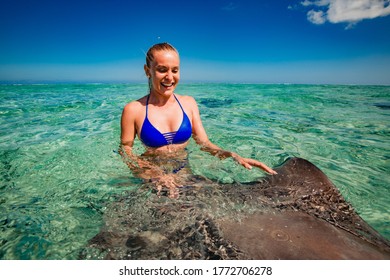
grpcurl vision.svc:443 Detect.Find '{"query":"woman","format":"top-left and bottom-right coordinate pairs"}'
top-left (120, 43), bottom-right (276, 197)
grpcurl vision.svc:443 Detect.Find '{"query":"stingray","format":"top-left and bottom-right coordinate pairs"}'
top-left (80, 157), bottom-right (390, 260)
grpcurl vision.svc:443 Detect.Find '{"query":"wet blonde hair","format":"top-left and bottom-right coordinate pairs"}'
top-left (145, 42), bottom-right (178, 68)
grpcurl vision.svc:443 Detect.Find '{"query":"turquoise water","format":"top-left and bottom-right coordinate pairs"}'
top-left (0, 83), bottom-right (389, 259)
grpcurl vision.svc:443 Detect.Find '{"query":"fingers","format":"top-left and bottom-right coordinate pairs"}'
top-left (155, 175), bottom-right (181, 198)
top-left (262, 166), bottom-right (278, 175)
top-left (251, 160), bottom-right (277, 174)
top-left (156, 184), bottom-right (163, 198)
top-left (168, 187), bottom-right (179, 199)
top-left (239, 157), bottom-right (278, 175)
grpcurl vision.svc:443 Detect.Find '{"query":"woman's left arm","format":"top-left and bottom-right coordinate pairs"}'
top-left (187, 96), bottom-right (277, 175)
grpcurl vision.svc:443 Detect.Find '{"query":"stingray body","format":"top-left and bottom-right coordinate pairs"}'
top-left (80, 158), bottom-right (390, 260)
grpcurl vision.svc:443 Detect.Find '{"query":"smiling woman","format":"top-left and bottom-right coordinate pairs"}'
top-left (119, 42), bottom-right (276, 197)
top-left (144, 43), bottom-right (181, 93)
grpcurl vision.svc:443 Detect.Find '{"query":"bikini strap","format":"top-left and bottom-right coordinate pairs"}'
top-left (145, 94), bottom-right (150, 116)
top-left (173, 94), bottom-right (185, 112)
top-left (146, 94), bottom-right (183, 116)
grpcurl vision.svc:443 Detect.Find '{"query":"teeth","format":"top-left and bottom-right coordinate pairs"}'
top-left (162, 83), bottom-right (174, 87)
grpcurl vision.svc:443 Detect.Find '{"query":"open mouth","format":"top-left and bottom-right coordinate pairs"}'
top-left (161, 82), bottom-right (175, 88)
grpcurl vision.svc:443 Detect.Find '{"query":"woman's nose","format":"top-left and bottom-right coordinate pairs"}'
top-left (166, 71), bottom-right (173, 80)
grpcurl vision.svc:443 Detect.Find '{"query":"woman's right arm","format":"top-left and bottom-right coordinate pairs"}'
top-left (120, 101), bottom-right (180, 197)
top-left (120, 102), bottom-right (138, 165)
top-left (120, 102), bottom-right (164, 179)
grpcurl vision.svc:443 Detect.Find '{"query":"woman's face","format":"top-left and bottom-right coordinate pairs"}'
top-left (145, 50), bottom-right (180, 97)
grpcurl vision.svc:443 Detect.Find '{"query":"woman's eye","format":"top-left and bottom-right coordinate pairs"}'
top-left (155, 67), bottom-right (179, 74)
top-left (157, 68), bottom-right (167, 73)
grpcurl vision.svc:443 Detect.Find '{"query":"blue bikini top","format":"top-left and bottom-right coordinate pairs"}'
top-left (140, 94), bottom-right (192, 148)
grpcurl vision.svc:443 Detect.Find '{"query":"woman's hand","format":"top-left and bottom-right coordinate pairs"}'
top-left (197, 140), bottom-right (277, 175)
top-left (155, 174), bottom-right (180, 198)
top-left (231, 153), bottom-right (277, 175)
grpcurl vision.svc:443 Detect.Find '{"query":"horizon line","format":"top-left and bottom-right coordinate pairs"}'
top-left (1, 80), bottom-right (389, 87)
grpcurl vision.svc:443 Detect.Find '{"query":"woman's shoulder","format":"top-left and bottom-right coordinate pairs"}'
top-left (123, 95), bottom-right (148, 112)
top-left (176, 94), bottom-right (197, 107)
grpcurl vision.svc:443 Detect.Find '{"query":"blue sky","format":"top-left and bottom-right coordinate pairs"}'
top-left (1, 0), bottom-right (390, 84)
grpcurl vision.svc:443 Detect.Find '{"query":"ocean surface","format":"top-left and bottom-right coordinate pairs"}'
top-left (0, 83), bottom-right (389, 259)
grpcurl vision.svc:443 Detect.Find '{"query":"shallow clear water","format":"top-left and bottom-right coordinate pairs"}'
top-left (0, 83), bottom-right (389, 259)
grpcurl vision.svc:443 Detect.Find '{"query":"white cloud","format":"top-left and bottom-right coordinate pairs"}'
top-left (301, 0), bottom-right (390, 25)
top-left (301, 0), bottom-right (330, 7)
top-left (222, 2), bottom-right (239, 11)
top-left (301, 0), bottom-right (313, 7)
top-left (328, 0), bottom-right (390, 23)
top-left (307, 10), bottom-right (327, 24)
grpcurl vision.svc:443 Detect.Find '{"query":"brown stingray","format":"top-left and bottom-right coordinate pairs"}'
top-left (219, 211), bottom-right (389, 260)
top-left (80, 157), bottom-right (390, 260)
